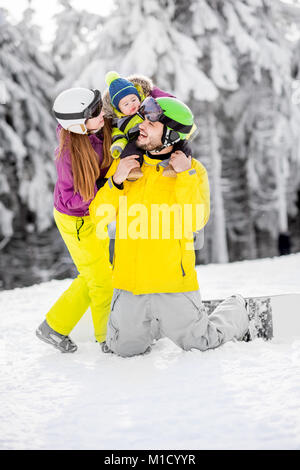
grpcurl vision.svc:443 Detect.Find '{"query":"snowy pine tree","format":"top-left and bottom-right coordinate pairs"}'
top-left (215, 0), bottom-right (300, 259)
top-left (53, 0), bottom-right (300, 263)
top-left (55, 0), bottom-right (218, 97)
top-left (0, 7), bottom-right (57, 244)
top-left (187, 0), bottom-right (300, 261)
top-left (52, 0), bottom-right (103, 91)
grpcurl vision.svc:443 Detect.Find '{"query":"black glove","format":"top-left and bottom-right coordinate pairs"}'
top-left (120, 142), bottom-right (144, 168)
top-left (127, 124), bottom-right (140, 142)
top-left (96, 177), bottom-right (108, 190)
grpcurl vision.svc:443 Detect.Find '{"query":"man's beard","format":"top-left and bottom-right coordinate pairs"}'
top-left (136, 138), bottom-right (163, 152)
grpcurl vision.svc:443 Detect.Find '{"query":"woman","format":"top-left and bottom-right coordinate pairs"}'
top-left (36, 87), bottom-right (114, 353)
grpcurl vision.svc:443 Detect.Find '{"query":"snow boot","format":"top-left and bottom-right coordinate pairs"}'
top-left (100, 341), bottom-right (113, 354)
top-left (100, 341), bottom-right (151, 355)
top-left (36, 320), bottom-right (78, 353)
top-left (231, 294), bottom-right (247, 309)
top-left (230, 295), bottom-right (251, 341)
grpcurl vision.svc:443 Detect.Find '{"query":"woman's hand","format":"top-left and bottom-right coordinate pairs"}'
top-left (169, 151), bottom-right (192, 173)
top-left (112, 155), bottom-right (141, 185)
top-left (85, 110), bottom-right (104, 132)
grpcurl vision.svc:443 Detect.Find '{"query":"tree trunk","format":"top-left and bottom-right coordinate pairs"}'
top-left (207, 103), bottom-right (229, 263)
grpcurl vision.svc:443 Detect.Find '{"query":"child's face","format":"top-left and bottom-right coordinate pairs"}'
top-left (118, 94), bottom-right (140, 115)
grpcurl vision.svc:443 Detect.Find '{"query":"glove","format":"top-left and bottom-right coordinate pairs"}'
top-left (95, 177), bottom-right (107, 190)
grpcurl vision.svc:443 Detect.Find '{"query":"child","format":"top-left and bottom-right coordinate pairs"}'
top-left (103, 72), bottom-right (195, 179)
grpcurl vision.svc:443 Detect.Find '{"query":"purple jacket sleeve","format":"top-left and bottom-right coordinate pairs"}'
top-left (150, 86), bottom-right (175, 99)
top-left (54, 124), bottom-right (86, 210)
top-left (55, 150), bottom-right (92, 210)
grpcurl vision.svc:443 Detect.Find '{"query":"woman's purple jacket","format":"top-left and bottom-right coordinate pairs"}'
top-left (53, 86), bottom-right (172, 217)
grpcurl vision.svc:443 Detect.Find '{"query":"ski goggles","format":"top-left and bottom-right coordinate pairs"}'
top-left (53, 89), bottom-right (103, 122)
top-left (84, 90), bottom-right (103, 120)
top-left (138, 96), bottom-right (193, 134)
top-left (138, 97), bottom-right (164, 122)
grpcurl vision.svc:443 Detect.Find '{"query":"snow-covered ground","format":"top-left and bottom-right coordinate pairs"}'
top-left (1, 254), bottom-right (300, 450)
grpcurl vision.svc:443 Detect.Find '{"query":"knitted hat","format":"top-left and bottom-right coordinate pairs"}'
top-left (105, 71), bottom-right (140, 111)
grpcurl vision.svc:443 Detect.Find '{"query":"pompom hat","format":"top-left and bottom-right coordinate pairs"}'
top-left (105, 71), bottom-right (140, 111)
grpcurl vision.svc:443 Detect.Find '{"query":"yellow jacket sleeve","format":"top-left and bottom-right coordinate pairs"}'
top-left (89, 159), bottom-right (123, 239)
top-left (174, 159), bottom-right (210, 234)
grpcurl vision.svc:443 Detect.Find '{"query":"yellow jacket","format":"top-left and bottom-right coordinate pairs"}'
top-left (89, 153), bottom-right (210, 295)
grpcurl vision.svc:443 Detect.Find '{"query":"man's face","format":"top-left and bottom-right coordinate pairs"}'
top-left (136, 118), bottom-right (164, 151)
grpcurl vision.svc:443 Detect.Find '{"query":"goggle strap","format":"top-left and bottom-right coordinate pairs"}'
top-left (136, 111), bottom-right (145, 120)
top-left (159, 114), bottom-right (193, 134)
top-left (54, 110), bottom-right (86, 120)
top-left (162, 127), bottom-right (180, 146)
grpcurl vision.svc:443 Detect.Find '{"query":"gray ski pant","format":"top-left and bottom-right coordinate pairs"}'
top-left (106, 289), bottom-right (249, 357)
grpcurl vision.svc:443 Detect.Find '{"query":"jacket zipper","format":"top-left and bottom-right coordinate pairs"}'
top-left (112, 249), bottom-right (116, 270)
top-left (133, 174), bottom-right (147, 292)
top-left (179, 240), bottom-right (186, 277)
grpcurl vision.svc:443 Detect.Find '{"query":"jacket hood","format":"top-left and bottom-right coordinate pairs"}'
top-left (102, 74), bottom-right (153, 119)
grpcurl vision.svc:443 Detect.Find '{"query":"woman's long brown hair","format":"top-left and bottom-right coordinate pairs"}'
top-left (102, 118), bottom-right (113, 168)
top-left (57, 118), bottom-right (113, 202)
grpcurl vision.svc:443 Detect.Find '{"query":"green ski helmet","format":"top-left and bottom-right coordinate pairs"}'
top-left (138, 96), bottom-right (196, 149)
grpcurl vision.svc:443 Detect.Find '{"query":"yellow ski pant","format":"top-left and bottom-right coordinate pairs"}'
top-left (46, 209), bottom-right (113, 342)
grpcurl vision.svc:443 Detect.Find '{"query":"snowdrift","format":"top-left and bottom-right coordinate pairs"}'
top-left (1, 254), bottom-right (300, 450)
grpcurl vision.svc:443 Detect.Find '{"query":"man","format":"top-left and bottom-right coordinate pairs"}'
top-left (90, 96), bottom-right (249, 357)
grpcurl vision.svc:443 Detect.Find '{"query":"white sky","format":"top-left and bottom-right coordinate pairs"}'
top-left (0, 0), bottom-right (114, 43)
top-left (2, 0), bottom-right (300, 43)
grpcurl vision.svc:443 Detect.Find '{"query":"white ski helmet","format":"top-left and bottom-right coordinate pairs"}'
top-left (53, 87), bottom-right (103, 135)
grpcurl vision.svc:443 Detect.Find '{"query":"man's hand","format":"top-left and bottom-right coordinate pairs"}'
top-left (169, 151), bottom-right (192, 173)
top-left (112, 155), bottom-right (141, 185)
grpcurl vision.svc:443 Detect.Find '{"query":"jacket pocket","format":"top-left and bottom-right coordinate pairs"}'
top-left (112, 249), bottom-right (116, 270)
top-left (179, 240), bottom-right (186, 277)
